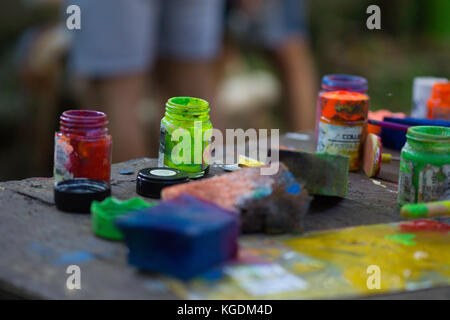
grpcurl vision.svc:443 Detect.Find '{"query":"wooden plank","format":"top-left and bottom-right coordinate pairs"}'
top-left (0, 137), bottom-right (447, 299)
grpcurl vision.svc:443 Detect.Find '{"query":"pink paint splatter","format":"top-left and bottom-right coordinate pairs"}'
top-left (400, 219), bottom-right (450, 233)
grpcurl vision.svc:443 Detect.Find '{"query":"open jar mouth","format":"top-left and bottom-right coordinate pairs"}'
top-left (59, 109), bottom-right (109, 136)
top-left (407, 126), bottom-right (450, 143)
top-left (60, 110), bottom-right (109, 128)
top-left (166, 97), bottom-right (210, 113)
top-left (165, 97), bottom-right (210, 121)
top-left (322, 74), bottom-right (368, 92)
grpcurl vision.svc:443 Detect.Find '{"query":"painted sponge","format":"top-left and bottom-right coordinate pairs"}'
top-left (162, 163), bottom-right (311, 234)
top-left (276, 149), bottom-right (349, 197)
top-left (115, 194), bottom-right (239, 279)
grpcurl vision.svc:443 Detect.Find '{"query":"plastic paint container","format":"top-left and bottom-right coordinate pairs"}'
top-left (91, 197), bottom-right (154, 240)
top-left (427, 82), bottom-right (450, 120)
top-left (54, 110), bottom-right (112, 184)
top-left (398, 126), bottom-right (450, 206)
top-left (380, 117), bottom-right (450, 151)
top-left (136, 167), bottom-right (190, 198)
top-left (315, 74), bottom-right (368, 142)
top-left (54, 178), bottom-right (111, 213)
top-left (316, 90), bottom-right (370, 171)
top-left (158, 97), bottom-right (213, 178)
top-left (412, 77), bottom-right (447, 118)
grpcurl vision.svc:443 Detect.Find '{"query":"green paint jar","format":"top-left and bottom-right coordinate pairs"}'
top-left (398, 126), bottom-right (450, 206)
top-left (158, 97), bottom-right (213, 178)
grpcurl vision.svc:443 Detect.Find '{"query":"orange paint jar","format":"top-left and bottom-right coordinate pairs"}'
top-left (427, 82), bottom-right (450, 120)
top-left (317, 91), bottom-right (369, 171)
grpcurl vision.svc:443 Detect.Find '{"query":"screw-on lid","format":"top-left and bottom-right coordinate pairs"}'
top-left (54, 178), bottom-right (111, 213)
top-left (136, 167), bottom-right (189, 198)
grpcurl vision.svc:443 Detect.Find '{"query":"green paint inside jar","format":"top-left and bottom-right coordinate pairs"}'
top-left (158, 97), bottom-right (213, 178)
top-left (398, 126), bottom-right (450, 206)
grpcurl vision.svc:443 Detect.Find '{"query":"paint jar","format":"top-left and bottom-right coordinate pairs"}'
top-left (316, 91), bottom-right (370, 171)
top-left (412, 77), bottom-right (447, 118)
top-left (54, 110), bottom-right (112, 184)
top-left (427, 82), bottom-right (450, 120)
top-left (315, 74), bottom-right (368, 142)
top-left (158, 97), bottom-right (213, 178)
top-left (398, 126), bottom-right (450, 206)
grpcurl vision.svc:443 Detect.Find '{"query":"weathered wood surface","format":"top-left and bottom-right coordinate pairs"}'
top-left (0, 135), bottom-right (448, 299)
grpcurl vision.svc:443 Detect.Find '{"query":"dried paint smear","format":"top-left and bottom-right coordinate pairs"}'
top-left (166, 220), bottom-right (450, 299)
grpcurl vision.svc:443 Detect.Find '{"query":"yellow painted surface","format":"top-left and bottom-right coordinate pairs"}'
top-left (284, 224), bottom-right (450, 294)
top-left (167, 222), bottom-right (450, 299)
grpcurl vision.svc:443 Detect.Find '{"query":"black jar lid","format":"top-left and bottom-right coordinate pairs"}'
top-left (136, 167), bottom-right (189, 198)
top-left (54, 178), bottom-right (111, 213)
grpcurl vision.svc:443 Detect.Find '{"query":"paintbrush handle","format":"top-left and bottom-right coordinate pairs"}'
top-left (368, 120), bottom-right (410, 132)
top-left (400, 200), bottom-right (450, 218)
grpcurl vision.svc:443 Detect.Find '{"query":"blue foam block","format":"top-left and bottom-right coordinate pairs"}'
top-left (115, 194), bottom-right (239, 279)
top-left (381, 117), bottom-right (450, 150)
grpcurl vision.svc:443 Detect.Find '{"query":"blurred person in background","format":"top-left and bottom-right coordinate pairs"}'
top-left (69, 0), bottom-right (225, 161)
top-left (228, 0), bottom-right (317, 131)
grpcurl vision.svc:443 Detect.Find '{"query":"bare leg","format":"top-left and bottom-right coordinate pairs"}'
top-left (272, 36), bottom-right (318, 132)
top-left (80, 74), bottom-right (148, 162)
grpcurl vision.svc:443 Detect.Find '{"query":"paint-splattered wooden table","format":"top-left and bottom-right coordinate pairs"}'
top-left (0, 134), bottom-right (448, 299)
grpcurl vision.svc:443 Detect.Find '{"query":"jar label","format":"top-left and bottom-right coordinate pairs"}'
top-left (54, 135), bottom-right (74, 184)
top-left (317, 122), bottom-right (362, 158)
top-left (418, 164), bottom-right (450, 202)
top-left (398, 159), bottom-right (415, 204)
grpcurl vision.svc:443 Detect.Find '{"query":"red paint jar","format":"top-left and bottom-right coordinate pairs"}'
top-left (54, 110), bottom-right (112, 184)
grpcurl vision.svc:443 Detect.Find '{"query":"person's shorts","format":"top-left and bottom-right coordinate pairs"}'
top-left (67, 0), bottom-right (225, 77)
top-left (229, 0), bottom-right (308, 49)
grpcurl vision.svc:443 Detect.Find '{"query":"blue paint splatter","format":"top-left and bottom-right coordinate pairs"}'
top-left (29, 242), bottom-right (55, 257)
top-left (253, 186), bottom-right (272, 199)
top-left (198, 267), bottom-right (224, 281)
top-left (29, 242), bottom-right (94, 265)
top-left (286, 184), bottom-right (301, 195)
top-left (53, 251), bottom-right (94, 265)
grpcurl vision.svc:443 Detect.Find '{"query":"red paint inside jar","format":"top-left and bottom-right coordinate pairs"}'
top-left (54, 110), bottom-right (112, 183)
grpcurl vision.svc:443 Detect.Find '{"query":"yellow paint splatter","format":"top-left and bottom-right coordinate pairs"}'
top-left (371, 179), bottom-right (387, 188)
top-left (283, 224), bottom-right (450, 294)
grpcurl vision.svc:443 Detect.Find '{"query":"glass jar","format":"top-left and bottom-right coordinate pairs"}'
top-left (398, 126), bottom-right (450, 206)
top-left (315, 75), bottom-right (368, 141)
top-left (316, 90), bottom-right (370, 171)
top-left (54, 110), bottom-right (112, 184)
top-left (427, 82), bottom-right (450, 120)
top-left (158, 97), bottom-right (213, 178)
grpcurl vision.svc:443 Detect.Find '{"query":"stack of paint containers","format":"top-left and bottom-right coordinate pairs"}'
top-left (53, 110), bottom-right (113, 212)
top-left (315, 75), bottom-right (370, 171)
